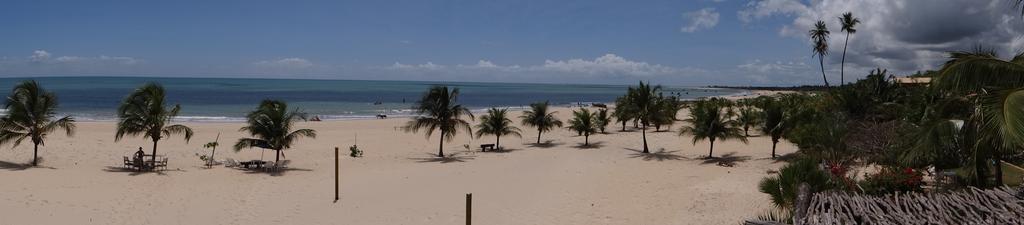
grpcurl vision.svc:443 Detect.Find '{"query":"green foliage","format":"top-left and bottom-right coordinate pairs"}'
top-left (810, 20), bottom-right (831, 87)
top-left (405, 86), bottom-right (474, 157)
top-left (0, 80), bottom-right (76, 166)
top-left (116, 83), bottom-right (193, 165)
top-left (520, 101), bottom-right (562, 144)
top-left (567, 108), bottom-right (598, 146)
top-left (859, 167), bottom-right (925, 195)
top-left (595, 108), bottom-right (611, 133)
top-left (475, 107), bottom-right (522, 149)
top-left (734, 99), bottom-right (761, 137)
top-left (234, 100), bottom-right (317, 163)
top-left (758, 157), bottom-right (834, 211)
top-left (621, 81), bottom-right (672, 153)
top-left (679, 97), bottom-right (747, 157)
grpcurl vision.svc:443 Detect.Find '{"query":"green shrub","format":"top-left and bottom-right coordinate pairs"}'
top-left (859, 167), bottom-right (924, 195)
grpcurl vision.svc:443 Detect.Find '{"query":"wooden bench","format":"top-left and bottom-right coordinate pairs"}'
top-left (480, 144), bottom-right (495, 152)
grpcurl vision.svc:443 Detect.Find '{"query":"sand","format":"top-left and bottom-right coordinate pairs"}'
top-left (0, 105), bottom-right (796, 225)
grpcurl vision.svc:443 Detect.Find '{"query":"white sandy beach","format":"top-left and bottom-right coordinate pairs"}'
top-left (0, 104), bottom-right (795, 225)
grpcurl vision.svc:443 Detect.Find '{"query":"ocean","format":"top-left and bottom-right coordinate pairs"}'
top-left (0, 77), bottom-right (744, 122)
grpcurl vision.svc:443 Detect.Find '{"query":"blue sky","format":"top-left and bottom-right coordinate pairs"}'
top-left (2, 0), bottom-right (1022, 85)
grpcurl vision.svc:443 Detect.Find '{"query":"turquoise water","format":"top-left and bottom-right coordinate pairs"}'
top-left (0, 77), bottom-right (743, 121)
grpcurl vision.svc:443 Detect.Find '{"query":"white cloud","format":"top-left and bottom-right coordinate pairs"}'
top-left (253, 57), bottom-right (313, 69)
top-left (29, 50), bottom-right (51, 62)
top-left (738, 0), bottom-right (1024, 77)
top-left (536, 54), bottom-right (680, 76)
top-left (389, 62), bottom-right (444, 70)
top-left (681, 8), bottom-right (720, 33)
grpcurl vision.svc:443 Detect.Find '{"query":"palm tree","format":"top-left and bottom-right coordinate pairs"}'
top-left (405, 86), bottom-right (474, 157)
top-left (929, 50), bottom-right (1024, 186)
top-left (735, 100), bottom-right (761, 137)
top-left (567, 108), bottom-right (598, 146)
top-left (234, 100), bottom-right (316, 164)
top-left (652, 95), bottom-right (681, 131)
top-left (760, 99), bottom-right (787, 158)
top-left (474, 108), bottom-right (522, 150)
top-left (810, 20), bottom-right (831, 87)
top-left (520, 101), bottom-right (562, 144)
top-left (838, 12), bottom-right (860, 85)
top-left (625, 81), bottom-right (663, 153)
top-left (0, 80), bottom-right (75, 166)
top-left (115, 83), bottom-right (193, 165)
top-left (613, 96), bottom-right (635, 132)
top-left (595, 108), bottom-right (611, 133)
top-left (679, 98), bottom-right (748, 158)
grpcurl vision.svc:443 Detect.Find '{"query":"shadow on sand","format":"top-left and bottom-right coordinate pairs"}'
top-left (0, 160), bottom-right (55, 171)
top-left (527, 141), bottom-right (564, 149)
top-left (699, 152), bottom-right (751, 167)
top-left (626, 148), bottom-right (687, 161)
top-left (572, 141), bottom-right (605, 149)
top-left (481, 148), bottom-right (522, 154)
top-left (238, 167), bottom-right (313, 176)
top-left (409, 152), bottom-right (476, 163)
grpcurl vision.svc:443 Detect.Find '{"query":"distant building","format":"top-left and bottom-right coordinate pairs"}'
top-left (890, 76), bottom-right (932, 86)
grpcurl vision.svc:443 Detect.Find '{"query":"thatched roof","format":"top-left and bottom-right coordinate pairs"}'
top-left (802, 187), bottom-right (1024, 225)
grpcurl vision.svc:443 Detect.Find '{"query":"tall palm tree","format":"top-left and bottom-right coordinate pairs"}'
top-left (405, 86), bottom-right (474, 157)
top-left (474, 108), bottom-right (522, 150)
top-left (595, 108), bottom-right (611, 133)
top-left (930, 50), bottom-right (1024, 186)
top-left (115, 83), bottom-right (193, 165)
top-left (567, 108), bottom-right (598, 146)
top-left (234, 100), bottom-right (316, 164)
top-left (810, 20), bottom-right (831, 87)
top-left (0, 80), bottom-right (75, 166)
top-left (838, 12), bottom-right (860, 85)
top-left (625, 81), bottom-right (663, 153)
top-left (520, 101), bottom-right (562, 144)
top-left (679, 98), bottom-right (748, 158)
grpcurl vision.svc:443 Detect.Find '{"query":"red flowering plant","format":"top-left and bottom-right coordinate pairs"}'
top-left (859, 167), bottom-right (925, 195)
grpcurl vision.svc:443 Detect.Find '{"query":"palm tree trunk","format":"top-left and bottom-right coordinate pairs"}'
top-left (621, 121), bottom-right (626, 131)
top-left (744, 126), bottom-right (749, 137)
top-left (151, 139), bottom-right (159, 169)
top-left (210, 146), bottom-right (217, 167)
top-left (995, 151), bottom-right (1004, 186)
top-left (708, 139), bottom-right (715, 158)
top-left (841, 33), bottom-right (850, 85)
top-left (584, 134), bottom-right (589, 146)
top-left (771, 140), bottom-right (778, 158)
top-left (820, 56), bottom-right (829, 87)
top-left (32, 142), bottom-right (39, 166)
top-left (275, 149), bottom-right (281, 164)
top-left (495, 135), bottom-right (501, 150)
top-left (536, 128), bottom-right (542, 144)
top-left (438, 130), bottom-right (445, 157)
top-left (642, 123), bottom-right (649, 153)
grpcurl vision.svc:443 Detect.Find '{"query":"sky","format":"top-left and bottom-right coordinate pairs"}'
top-left (1, 0), bottom-right (1023, 86)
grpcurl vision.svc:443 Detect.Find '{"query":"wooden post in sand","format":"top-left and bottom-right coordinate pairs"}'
top-left (335, 147), bottom-right (339, 202)
top-left (466, 193), bottom-right (472, 225)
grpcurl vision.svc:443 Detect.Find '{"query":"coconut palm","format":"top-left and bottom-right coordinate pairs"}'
top-left (405, 86), bottom-right (474, 157)
top-left (520, 101), bottom-right (562, 144)
top-left (929, 50), bottom-right (1024, 186)
top-left (735, 101), bottom-right (761, 137)
top-left (625, 81), bottom-right (663, 153)
top-left (758, 158), bottom-right (833, 213)
top-left (613, 96), bottom-right (635, 132)
top-left (760, 99), bottom-right (788, 158)
top-left (0, 80), bottom-right (75, 166)
top-left (838, 12), bottom-right (860, 85)
top-left (595, 108), bottom-right (611, 133)
top-left (651, 95), bottom-right (681, 131)
top-left (810, 20), bottom-right (831, 87)
top-left (474, 108), bottom-right (522, 150)
top-left (679, 98), bottom-right (748, 158)
top-left (567, 108), bottom-right (598, 146)
top-left (115, 83), bottom-right (193, 165)
top-left (234, 100), bottom-right (316, 164)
